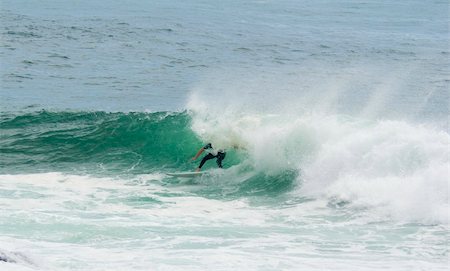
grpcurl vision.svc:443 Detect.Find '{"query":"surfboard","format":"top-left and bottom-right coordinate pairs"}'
top-left (166, 171), bottom-right (204, 177)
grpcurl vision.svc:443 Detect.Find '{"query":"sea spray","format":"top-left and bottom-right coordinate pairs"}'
top-left (187, 86), bottom-right (450, 223)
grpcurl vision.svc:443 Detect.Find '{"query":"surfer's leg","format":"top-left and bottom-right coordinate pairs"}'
top-left (198, 153), bottom-right (215, 169)
top-left (216, 152), bottom-right (226, 168)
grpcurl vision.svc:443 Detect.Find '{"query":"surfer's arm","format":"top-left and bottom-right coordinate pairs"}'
top-left (191, 148), bottom-right (204, 161)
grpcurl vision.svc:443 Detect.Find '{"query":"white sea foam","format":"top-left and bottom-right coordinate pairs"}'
top-left (301, 119), bottom-right (449, 224)
top-left (188, 83), bottom-right (450, 224)
top-left (0, 172), bottom-right (447, 270)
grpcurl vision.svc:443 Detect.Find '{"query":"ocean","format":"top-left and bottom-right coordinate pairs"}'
top-left (0, 0), bottom-right (449, 270)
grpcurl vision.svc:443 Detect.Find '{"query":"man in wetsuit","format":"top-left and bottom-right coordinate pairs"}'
top-left (191, 143), bottom-right (226, 171)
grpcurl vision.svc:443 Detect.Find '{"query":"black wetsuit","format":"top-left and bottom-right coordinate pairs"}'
top-left (198, 143), bottom-right (226, 169)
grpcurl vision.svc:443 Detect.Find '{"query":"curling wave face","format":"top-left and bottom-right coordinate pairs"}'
top-left (0, 110), bottom-right (202, 174)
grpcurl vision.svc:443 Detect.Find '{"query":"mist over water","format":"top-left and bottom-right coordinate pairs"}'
top-left (1, 0), bottom-right (449, 270)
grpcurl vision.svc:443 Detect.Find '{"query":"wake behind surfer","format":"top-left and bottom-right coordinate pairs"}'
top-left (191, 143), bottom-right (226, 172)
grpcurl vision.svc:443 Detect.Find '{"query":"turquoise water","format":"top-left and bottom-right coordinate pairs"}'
top-left (1, 0), bottom-right (449, 270)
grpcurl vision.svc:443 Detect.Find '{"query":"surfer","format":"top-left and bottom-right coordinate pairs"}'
top-left (191, 143), bottom-right (226, 171)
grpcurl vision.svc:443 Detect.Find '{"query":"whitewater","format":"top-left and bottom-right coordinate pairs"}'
top-left (1, 0), bottom-right (449, 270)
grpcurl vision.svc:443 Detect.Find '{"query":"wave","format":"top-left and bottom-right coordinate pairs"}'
top-left (0, 110), bottom-right (207, 173)
top-left (1, 108), bottom-right (449, 223)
